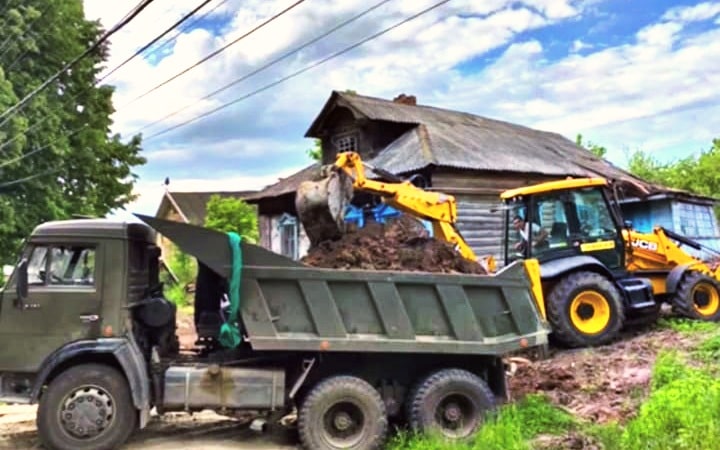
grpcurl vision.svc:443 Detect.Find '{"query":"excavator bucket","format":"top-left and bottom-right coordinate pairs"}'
top-left (295, 168), bottom-right (354, 246)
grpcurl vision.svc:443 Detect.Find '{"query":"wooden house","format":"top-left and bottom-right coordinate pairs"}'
top-left (245, 91), bottom-right (718, 261)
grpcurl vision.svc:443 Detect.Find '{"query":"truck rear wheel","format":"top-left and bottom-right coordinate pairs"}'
top-left (546, 271), bottom-right (624, 348)
top-left (298, 375), bottom-right (388, 450)
top-left (407, 368), bottom-right (495, 439)
top-left (673, 271), bottom-right (720, 321)
top-left (36, 363), bottom-right (137, 450)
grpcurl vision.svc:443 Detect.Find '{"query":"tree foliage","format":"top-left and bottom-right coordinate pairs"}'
top-left (0, 0), bottom-right (146, 263)
top-left (204, 195), bottom-right (259, 243)
top-left (576, 133), bottom-right (607, 158)
top-left (306, 138), bottom-right (322, 161)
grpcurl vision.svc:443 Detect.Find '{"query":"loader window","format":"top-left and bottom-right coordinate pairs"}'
top-left (572, 188), bottom-right (616, 239)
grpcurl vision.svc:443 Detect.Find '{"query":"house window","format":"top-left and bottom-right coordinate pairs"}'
top-left (278, 214), bottom-right (299, 259)
top-left (676, 202), bottom-right (717, 237)
top-left (333, 132), bottom-right (358, 153)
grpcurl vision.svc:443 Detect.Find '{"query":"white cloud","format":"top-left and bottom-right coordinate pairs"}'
top-left (82, 0), bottom-right (720, 198)
top-left (661, 1), bottom-right (720, 23)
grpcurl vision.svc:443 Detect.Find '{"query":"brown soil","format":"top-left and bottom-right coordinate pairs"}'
top-left (301, 216), bottom-right (487, 274)
top-left (507, 324), bottom-right (694, 424)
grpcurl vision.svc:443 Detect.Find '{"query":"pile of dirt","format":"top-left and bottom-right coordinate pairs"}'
top-left (301, 216), bottom-right (487, 274)
top-left (507, 327), bottom-right (694, 424)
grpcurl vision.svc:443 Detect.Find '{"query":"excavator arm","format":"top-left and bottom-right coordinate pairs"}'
top-left (296, 152), bottom-right (492, 268)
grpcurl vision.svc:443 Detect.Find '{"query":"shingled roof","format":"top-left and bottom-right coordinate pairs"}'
top-left (308, 91), bottom-right (664, 190)
top-left (249, 91), bottom-right (715, 203)
top-left (156, 190), bottom-right (257, 225)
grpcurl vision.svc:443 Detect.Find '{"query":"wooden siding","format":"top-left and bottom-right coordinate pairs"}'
top-left (454, 194), bottom-right (506, 265)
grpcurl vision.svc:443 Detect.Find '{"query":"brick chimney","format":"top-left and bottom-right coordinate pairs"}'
top-left (393, 93), bottom-right (417, 106)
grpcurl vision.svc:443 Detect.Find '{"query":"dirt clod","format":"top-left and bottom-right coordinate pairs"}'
top-left (301, 215), bottom-right (487, 274)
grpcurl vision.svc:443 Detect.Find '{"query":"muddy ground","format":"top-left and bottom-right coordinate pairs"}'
top-left (301, 216), bottom-right (487, 274)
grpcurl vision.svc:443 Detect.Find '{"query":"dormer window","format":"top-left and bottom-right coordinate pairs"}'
top-left (333, 132), bottom-right (358, 153)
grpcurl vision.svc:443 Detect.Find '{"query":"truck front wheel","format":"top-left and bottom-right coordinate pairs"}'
top-left (298, 375), bottom-right (388, 450)
top-left (37, 363), bottom-right (137, 450)
top-left (546, 271), bottom-right (625, 348)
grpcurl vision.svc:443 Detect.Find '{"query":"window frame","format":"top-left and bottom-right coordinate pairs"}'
top-left (278, 214), bottom-right (299, 260)
top-left (23, 243), bottom-right (98, 290)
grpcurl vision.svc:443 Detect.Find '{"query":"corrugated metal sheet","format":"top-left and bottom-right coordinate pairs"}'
top-left (454, 194), bottom-right (506, 265)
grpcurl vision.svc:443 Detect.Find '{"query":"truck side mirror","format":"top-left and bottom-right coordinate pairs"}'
top-left (15, 259), bottom-right (28, 307)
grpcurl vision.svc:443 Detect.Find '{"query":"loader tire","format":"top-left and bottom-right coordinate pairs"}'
top-left (546, 271), bottom-right (625, 348)
top-left (406, 368), bottom-right (495, 439)
top-left (36, 363), bottom-right (136, 450)
top-left (672, 271), bottom-right (720, 321)
top-left (298, 375), bottom-right (388, 450)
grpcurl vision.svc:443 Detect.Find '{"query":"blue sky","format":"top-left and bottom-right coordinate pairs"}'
top-left (82, 0), bottom-right (720, 217)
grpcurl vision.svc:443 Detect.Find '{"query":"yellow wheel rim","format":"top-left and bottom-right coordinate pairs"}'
top-left (691, 282), bottom-right (720, 317)
top-left (569, 291), bottom-right (611, 335)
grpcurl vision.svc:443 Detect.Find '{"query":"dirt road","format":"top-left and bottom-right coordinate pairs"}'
top-left (0, 407), bottom-right (298, 450)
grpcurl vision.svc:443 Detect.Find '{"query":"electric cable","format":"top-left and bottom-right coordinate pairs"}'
top-left (0, 0), bottom-right (158, 127)
top-left (135, 0), bottom-right (394, 135)
top-left (123, 0), bottom-right (307, 108)
top-left (96, 0), bottom-right (214, 85)
top-left (144, 0), bottom-right (451, 142)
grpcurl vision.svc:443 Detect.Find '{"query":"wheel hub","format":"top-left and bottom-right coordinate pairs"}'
top-left (333, 411), bottom-right (353, 431)
top-left (576, 303), bottom-right (595, 320)
top-left (60, 386), bottom-right (114, 439)
top-left (443, 402), bottom-right (462, 422)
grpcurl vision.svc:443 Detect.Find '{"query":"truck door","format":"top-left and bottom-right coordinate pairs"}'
top-left (0, 241), bottom-right (103, 372)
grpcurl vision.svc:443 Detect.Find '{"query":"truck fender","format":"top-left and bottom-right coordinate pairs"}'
top-left (666, 263), bottom-right (695, 295)
top-left (539, 255), bottom-right (611, 280)
top-left (30, 338), bottom-right (150, 425)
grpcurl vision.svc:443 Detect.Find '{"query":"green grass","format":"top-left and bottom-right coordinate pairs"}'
top-left (386, 394), bottom-right (576, 450)
top-left (657, 317), bottom-right (720, 334)
top-left (390, 328), bottom-right (720, 450)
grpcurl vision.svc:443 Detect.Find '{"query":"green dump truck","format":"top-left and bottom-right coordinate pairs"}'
top-left (0, 215), bottom-right (549, 450)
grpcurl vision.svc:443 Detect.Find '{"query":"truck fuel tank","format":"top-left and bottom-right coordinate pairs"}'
top-left (163, 365), bottom-right (285, 412)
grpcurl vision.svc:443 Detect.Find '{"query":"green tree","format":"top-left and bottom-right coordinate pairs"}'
top-left (627, 139), bottom-right (720, 217)
top-left (0, 0), bottom-right (145, 263)
top-left (576, 133), bottom-right (607, 158)
top-left (306, 138), bottom-right (322, 161)
top-left (204, 195), bottom-right (259, 243)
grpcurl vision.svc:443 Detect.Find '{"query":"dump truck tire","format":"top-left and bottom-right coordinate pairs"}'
top-left (298, 375), bottom-right (388, 450)
top-left (546, 271), bottom-right (625, 348)
top-left (36, 363), bottom-right (137, 450)
top-left (673, 271), bottom-right (720, 321)
top-left (406, 368), bottom-right (495, 439)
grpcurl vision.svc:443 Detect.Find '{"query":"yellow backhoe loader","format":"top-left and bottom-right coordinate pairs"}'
top-left (296, 152), bottom-right (720, 348)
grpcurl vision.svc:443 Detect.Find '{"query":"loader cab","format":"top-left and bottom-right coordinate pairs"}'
top-left (501, 178), bottom-right (626, 272)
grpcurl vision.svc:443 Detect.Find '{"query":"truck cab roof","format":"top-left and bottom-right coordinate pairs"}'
top-left (31, 218), bottom-right (156, 242)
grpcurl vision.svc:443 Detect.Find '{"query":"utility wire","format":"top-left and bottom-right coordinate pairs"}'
top-left (0, 2), bottom-right (54, 63)
top-left (135, 0), bottom-right (393, 135)
top-left (0, 125), bottom-right (87, 169)
top-left (96, 0), bottom-right (214, 85)
top-left (145, 0), bottom-right (230, 58)
top-left (0, 0), bottom-right (158, 128)
top-left (0, 168), bottom-right (58, 189)
top-left (0, 0), bottom-right (217, 165)
top-left (144, 0), bottom-right (451, 142)
top-left (123, 0), bottom-right (307, 108)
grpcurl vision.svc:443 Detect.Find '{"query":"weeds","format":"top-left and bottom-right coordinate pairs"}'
top-left (385, 395), bottom-right (574, 450)
top-left (657, 317), bottom-right (719, 334)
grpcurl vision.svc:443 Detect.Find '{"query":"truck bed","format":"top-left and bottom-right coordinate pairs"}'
top-left (139, 215), bottom-right (549, 356)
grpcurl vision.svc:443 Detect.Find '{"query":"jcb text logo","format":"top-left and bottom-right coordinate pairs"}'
top-left (632, 239), bottom-right (658, 252)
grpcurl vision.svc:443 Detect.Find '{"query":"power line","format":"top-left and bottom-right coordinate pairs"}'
top-left (144, 0), bottom-right (451, 142)
top-left (0, 0), bottom-right (158, 128)
top-left (96, 0), bottom-right (214, 85)
top-left (144, 0), bottom-right (230, 59)
top-left (0, 125), bottom-right (87, 170)
top-left (135, 0), bottom-right (394, 135)
top-left (0, 168), bottom-right (59, 190)
top-left (123, 0), bottom-right (308, 108)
